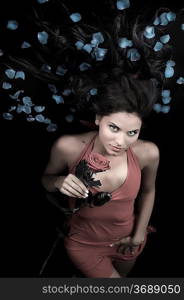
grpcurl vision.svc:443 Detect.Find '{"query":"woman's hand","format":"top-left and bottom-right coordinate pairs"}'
top-left (55, 174), bottom-right (89, 198)
top-left (113, 235), bottom-right (145, 255)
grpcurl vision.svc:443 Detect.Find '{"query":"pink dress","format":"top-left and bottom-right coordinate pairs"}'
top-left (64, 132), bottom-right (155, 277)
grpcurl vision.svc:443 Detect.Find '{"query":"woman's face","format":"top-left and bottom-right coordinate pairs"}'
top-left (95, 111), bottom-right (142, 156)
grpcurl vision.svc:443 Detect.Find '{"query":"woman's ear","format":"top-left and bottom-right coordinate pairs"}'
top-left (95, 114), bottom-right (101, 125)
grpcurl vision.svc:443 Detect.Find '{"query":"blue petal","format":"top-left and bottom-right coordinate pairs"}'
top-left (26, 116), bottom-right (35, 122)
top-left (181, 24), bottom-right (184, 31)
top-left (144, 26), bottom-right (155, 39)
top-left (93, 47), bottom-right (108, 61)
top-left (34, 106), bottom-right (45, 112)
top-left (162, 96), bottom-right (171, 104)
top-left (17, 105), bottom-right (24, 113)
top-left (118, 37), bottom-right (133, 48)
top-left (83, 43), bottom-right (93, 53)
top-left (159, 12), bottom-right (169, 26)
top-left (164, 66), bottom-right (174, 78)
top-left (9, 90), bottom-right (24, 100)
top-left (176, 77), bottom-right (184, 84)
top-left (91, 32), bottom-right (104, 47)
top-left (153, 17), bottom-right (160, 26)
top-left (35, 114), bottom-right (45, 122)
top-left (7, 20), bottom-right (19, 30)
top-left (153, 103), bottom-right (162, 113)
top-left (22, 96), bottom-right (33, 106)
top-left (56, 65), bottom-right (67, 76)
top-left (48, 84), bottom-right (58, 93)
top-left (65, 114), bottom-right (74, 123)
top-left (0, 49), bottom-right (4, 56)
top-left (69, 13), bottom-right (82, 23)
top-left (160, 34), bottom-right (170, 44)
top-left (166, 12), bottom-right (176, 22)
top-left (46, 123), bottom-right (57, 132)
top-left (44, 118), bottom-right (51, 124)
top-left (2, 82), bottom-right (12, 89)
top-left (15, 71), bottom-right (25, 80)
top-left (52, 94), bottom-right (64, 104)
top-left (8, 106), bottom-right (16, 112)
top-left (162, 89), bottom-right (170, 97)
top-left (127, 48), bottom-right (141, 61)
top-left (166, 60), bottom-right (175, 67)
top-left (41, 64), bottom-right (51, 72)
top-left (79, 62), bottom-right (92, 71)
top-left (22, 105), bottom-right (32, 114)
top-left (3, 112), bottom-right (13, 120)
top-left (5, 68), bottom-right (16, 79)
top-left (62, 89), bottom-right (72, 96)
top-left (37, 0), bottom-right (49, 3)
top-left (89, 88), bottom-right (98, 95)
top-left (161, 105), bottom-right (170, 113)
top-left (21, 41), bottom-right (31, 49)
top-left (153, 41), bottom-right (163, 52)
top-left (37, 31), bottom-right (49, 45)
top-left (75, 41), bottom-right (84, 50)
top-left (116, 0), bottom-right (130, 10)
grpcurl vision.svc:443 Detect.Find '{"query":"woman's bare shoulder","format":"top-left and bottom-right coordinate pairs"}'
top-left (132, 139), bottom-right (160, 169)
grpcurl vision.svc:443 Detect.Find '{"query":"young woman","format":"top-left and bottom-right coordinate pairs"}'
top-left (41, 76), bottom-right (160, 278)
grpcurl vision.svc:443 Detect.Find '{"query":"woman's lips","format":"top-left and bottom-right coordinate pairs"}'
top-left (110, 145), bottom-right (122, 151)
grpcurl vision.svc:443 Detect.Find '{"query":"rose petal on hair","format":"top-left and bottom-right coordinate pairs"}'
top-left (153, 103), bottom-right (162, 113)
top-left (161, 89), bottom-right (170, 97)
top-left (116, 0), bottom-right (130, 10)
top-left (2, 82), bottom-right (12, 89)
top-left (34, 106), bottom-right (45, 112)
top-left (144, 26), bottom-right (155, 39)
top-left (91, 32), bottom-right (104, 47)
top-left (15, 71), bottom-right (26, 80)
top-left (127, 48), bottom-right (141, 61)
top-left (166, 60), bottom-right (175, 67)
top-left (153, 41), bottom-right (163, 52)
top-left (37, 0), bottom-right (49, 3)
top-left (75, 41), bottom-right (84, 50)
top-left (69, 13), bottom-right (82, 23)
top-left (52, 94), bottom-right (64, 104)
top-left (79, 62), bottom-right (92, 71)
top-left (176, 77), bottom-right (184, 84)
top-left (166, 12), bottom-right (176, 22)
top-left (22, 96), bottom-right (33, 106)
top-left (3, 112), bottom-right (13, 120)
top-left (161, 105), bottom-right (170, 113)
top-left (7, 20), bottom-right (19, 30)
top-left (164, 66), bottom-right (174, 78)
top-left (21, 41), bottom-right (31, 49)
top-left (160, 34), bottom-right (170, 44)
top-left (5, 68), bottom-right (16, 79)
top-left (83, 43), bottom-right (93, 54)
top-left (118, 37), bottom-right (133, 48)
top-left (37, 31), bottom-right (49, 45)
top-left (56, 65), bottom-right (67, 76)
top-left (35, 114), bottom-right (45, 122)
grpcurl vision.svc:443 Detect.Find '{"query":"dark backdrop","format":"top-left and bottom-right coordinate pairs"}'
top-left (0, 0), bottom-right (184, 277)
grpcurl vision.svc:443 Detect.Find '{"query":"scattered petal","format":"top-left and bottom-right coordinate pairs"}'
top-left (35, 114), bottom-right (45, 122)
top-left (153, 103), bottom-right (162, 113)
top-left (161, 105), bottom-right (170, 113)
top-left (48, 84), bottom-right (58, 94)
top-left (118, 37), bottom-right (133, 48)
top-left (79, 62), bottom-right (92, 71)
top-left (89, 88), bottom-right (98, 95)
top-left (22, 96), bottom-right (33, 106)
top-left (144, 26), bottom-right (155, 39)
top-left (65, 114), bottom-right (74, 123)
top-left (7, 20), bottom-right (19, 30)
top-left (166, 12), bottom-right (176, 22)
top-left (8, 106), bottom-right (16, 112)
top-left (37, 31), bottom-right (49, 45)
top-left (153, 41), bottom-right (163, 52)
top-left (37, 0), bottom-right (49, 3)
top-left (69, 13), bottom-right (82, 23)
top-left (3, 112), bottom-right (13, 120)
top-left (160, 34), bottom-right (170, 44)
top-left (181, 24), bottom-right (184, 31)
top-left (15, 71), bottom-right (25, 80)
top-left (176, 77), bottom-right (184, 84)
top-left (0, 49), bottom-right (4, 56)
top-left (52, 94), bottom-right (64, 104)
top-left (127, 48), bottom-right (141, 61)
top-left (9, 90), bottom-right (24, 100)
top-left (116, 0), bottom-right (130, 10)
top-left (34, 106), bottom-right (45, 112)
top-left (162, 96), bottom-right (171, 104)
top-left (5, 68), bottom-right (16, 79)
top-left (165, 66), bottom-right (174, 78)
top-left (26, 115), bottom-right (35, 122)
top-left (162, 89), bottom-right (170, 97)
top-left (62, 89), bottom-right (72, 96)
top-left (91, 32), bottom-right (104, 47)
top-left (159, 12), bottom-right (169, 26)
top-left (93, 47), bottom-right (108, 61)
top-left (44, 118), bottom-right (51, 124)
top-left (17, 105), bottom-right (25, 113)
top-left (46, 123), bottom-right (57, 132)
top-left (166, 60), bottom-right (175, 67)
top-left (22, 105), bottom-right (32, 114)
top-left (41, 64), bottom-right (51, 72)
top-left (83, 44), bottom-right (93, 54)
top-left (2, 82), bottom-right (12, 89)
top-left (21, 41), bottom-right (31, 49)
top-left (75, 41), bottom-right (84, 50)
top-left (56, 65), bottom-right (67, 76)
top-left (153, 17), bottom-right (160, 26)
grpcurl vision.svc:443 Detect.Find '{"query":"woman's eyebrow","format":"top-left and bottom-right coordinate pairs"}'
top-left (109, 122), bottom-right (140, 131)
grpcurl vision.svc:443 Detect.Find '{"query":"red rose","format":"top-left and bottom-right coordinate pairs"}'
top-left (86, 152), bottom-right (110, 172)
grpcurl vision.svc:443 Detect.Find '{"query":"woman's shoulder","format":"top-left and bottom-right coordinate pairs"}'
top-left (132, 139), bottom-right (160, 169)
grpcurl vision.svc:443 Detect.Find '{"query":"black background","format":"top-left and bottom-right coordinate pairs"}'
top-left (0, 0), bottom-right (184, 277)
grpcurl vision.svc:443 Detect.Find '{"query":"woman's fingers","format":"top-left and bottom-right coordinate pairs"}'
top-left (61, 174), bottom-right (89, 198)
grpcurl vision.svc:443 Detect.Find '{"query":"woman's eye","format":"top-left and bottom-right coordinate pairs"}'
top-left (128, 130), bottom-right (137, 136)
top-left (109, 125), bottom-right (118, 131)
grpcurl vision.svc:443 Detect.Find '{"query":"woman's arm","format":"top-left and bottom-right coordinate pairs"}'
top-left (132, 142), bottom-right (160, 242)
